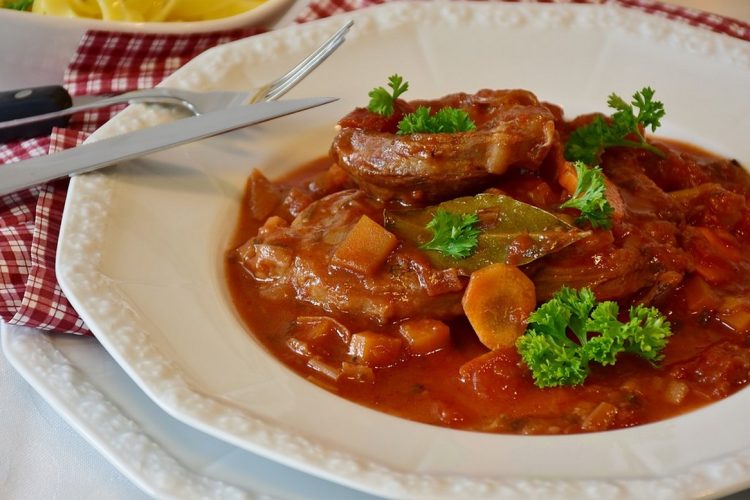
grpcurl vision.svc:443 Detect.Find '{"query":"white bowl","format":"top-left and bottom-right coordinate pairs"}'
top-left (0, 0), bottom-right (294, 91)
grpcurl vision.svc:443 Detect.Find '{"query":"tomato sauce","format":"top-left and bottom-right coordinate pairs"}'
top-left (226, 130), bottom-right (750, 434)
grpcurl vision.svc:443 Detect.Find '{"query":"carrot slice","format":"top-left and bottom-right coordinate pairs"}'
top-left (461, 263), bottom-right (536, 350)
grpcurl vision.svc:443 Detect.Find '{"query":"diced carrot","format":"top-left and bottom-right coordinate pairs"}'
top-left (685, 227), bottom-right (741, 284)
top-left (695, 227), bottom-right (742, 262)
top-left (286, 316), bottom-right (350, 360)
top-left (694, 261), bottom-right (734, 285)
top-left (719, 297), bottom-right (750, 333)
top-left (458, 347), bottom-right (527, 399)
top-left (399, 319), bottom-right (451, 355)
top-left (311, 163), bottom-right (351, 194)
top-left (682, 275), bottom-right (721, 313)
top-left (721, 310), bottom-right (750, 333)
top-left (257, 216), bottom-right (288, 237)
top-left (331, 215), bottom-right (398, 275)
top-left (281, 187), bottom-right (314, 218)
top-left (461, 263), bottom-right (536, 350)
top-left (557, 161), bottom-right (578, 196)
top-left (348, 331), bottom-right (402, 367)
top-left (246, 169), bottom-right (283, 220)
top-left (556, 161), bottom-right (624, 222)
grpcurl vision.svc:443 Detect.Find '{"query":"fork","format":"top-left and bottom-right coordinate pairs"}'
top-left (0, 20), bottom-right (353, 137)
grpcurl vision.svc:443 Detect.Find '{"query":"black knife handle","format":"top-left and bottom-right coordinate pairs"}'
top-left (0, 85), bottom-right (73, 142)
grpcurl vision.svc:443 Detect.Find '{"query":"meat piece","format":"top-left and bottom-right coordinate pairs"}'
top-left (330, 89), bottom-right (556, 203)
top-left (239, 190), bottom-right (466, 326)
top-left (527, 225), bottom-right (691, 303)
top-left (670, 183), bottom-right (747, 231)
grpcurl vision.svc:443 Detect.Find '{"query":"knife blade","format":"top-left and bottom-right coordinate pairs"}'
top-left (0, 96), bottom-right (337, 196)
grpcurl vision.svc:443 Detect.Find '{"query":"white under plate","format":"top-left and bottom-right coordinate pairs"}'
top-left (56, 3), bottom-right (750, 498)
top-left (1, 323), bottom-right (376, 499)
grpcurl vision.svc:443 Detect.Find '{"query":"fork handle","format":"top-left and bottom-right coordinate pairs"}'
top-left (0, 85), bottom-right (73, 142)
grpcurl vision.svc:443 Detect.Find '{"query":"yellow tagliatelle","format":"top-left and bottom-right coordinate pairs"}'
top-left (29, 0), bottom-right (267, 22)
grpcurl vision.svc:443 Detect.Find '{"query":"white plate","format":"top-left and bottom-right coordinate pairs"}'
top-left (1, 323), bottom-right (377, 499)
top-left (56, 3), bottom-right (750, 498)
top-left (0, 0), bottom-right (293, 90)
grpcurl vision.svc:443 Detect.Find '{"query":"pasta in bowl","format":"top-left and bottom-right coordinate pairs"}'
top-left (0, 0), bottom-right (291, 30)
top-left (11, 0), bottom-right (269, 22)
top-left (0, 0), bottom-right (292, 89)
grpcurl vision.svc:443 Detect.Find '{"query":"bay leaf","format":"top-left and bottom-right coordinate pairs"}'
top-left (384, 193), bottom-right (589, 272)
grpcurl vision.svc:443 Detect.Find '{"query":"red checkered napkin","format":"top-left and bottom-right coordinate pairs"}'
top-left (0, 0), bottom-right (747, 335)
top-left (0, 28), bottom-right (261, 335)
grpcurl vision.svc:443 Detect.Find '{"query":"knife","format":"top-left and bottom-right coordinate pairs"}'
top-left (0, 96), bottom-right (337, 196)
top-left (0, 86), bottom-right (76, 141)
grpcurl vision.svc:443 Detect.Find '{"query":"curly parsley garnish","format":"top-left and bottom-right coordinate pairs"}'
top-left (560, 161), bottom-right (614, 229)
top-left (565, 87), bottom-right (666, 165)
top-left (367, 74), bottom-right (409, 116)
top-left (397, 106), bottom-right (476, 135)
top-left (420, 208), bottom-right (480, 259)
top-left (516, 286), bottom-right (672, 388)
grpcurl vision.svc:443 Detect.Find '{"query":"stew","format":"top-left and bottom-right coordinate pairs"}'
top-left (226, 87), bottom-right (750, 434)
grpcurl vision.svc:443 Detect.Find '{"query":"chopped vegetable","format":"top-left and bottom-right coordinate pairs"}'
top-left (580, 402), bottom-right (618, 432)
top-left (516, 286), bottom-right (672, 388)
top-left (420, 208), bottom-right (480, 259)
top-left (331, 215), bottom-right (398, 275)
top-left (560, 161), bottom-right (614, 229)
top-left (348, 331), bottom-right (402, 366)
top-left (367, 74), bottom-right (409, 116)
top-left (681, 275), bottom-right (720, 313)
top-left (4, 0), bottom-right (33, 10)
top-left (397, 106), bottom-right (477, 135)
top-left (399, 319), bottom-right (451, 355)
top-left (246, 169), bottom-right (284, 220)
top-left (462, 263), bottom-right (537, 350)
top-left (564, 87), bottom-right (666, 165)
top-left (385, 193), bottom-right (589, 272)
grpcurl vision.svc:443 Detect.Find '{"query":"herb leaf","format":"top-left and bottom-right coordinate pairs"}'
top-left (516, 286), bottom-right (672, 388)
top-left (385, 193), bottom-right (589, 272)
top-left (420, 208), bottom-right (480, 259)
top-left (560, 161), bottom-right (614, 230)
top-left (4, 0), bottom-right (33, 9)
top-left (564, 87), bottom-right (666, 165)
top-left (397, 106), bottom-right (476, 135)
top-left (367, 74), bottom-right (409, 116)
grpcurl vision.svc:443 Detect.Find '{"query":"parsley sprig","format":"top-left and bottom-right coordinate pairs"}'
top-left (398, 106), bottom-right (476, 135)
top-left (367, 74), bottom-right (409, 116)
top-left (560, 161), bottom-right (614, 229)
top-left (565, 87), bottom-right (666, 165)
top-left (420, 208), bottom-right (480, 259)
top-left (516, 286), bottom-right (672, 388)
top-left (367, 74), bottom-right (476, 133)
